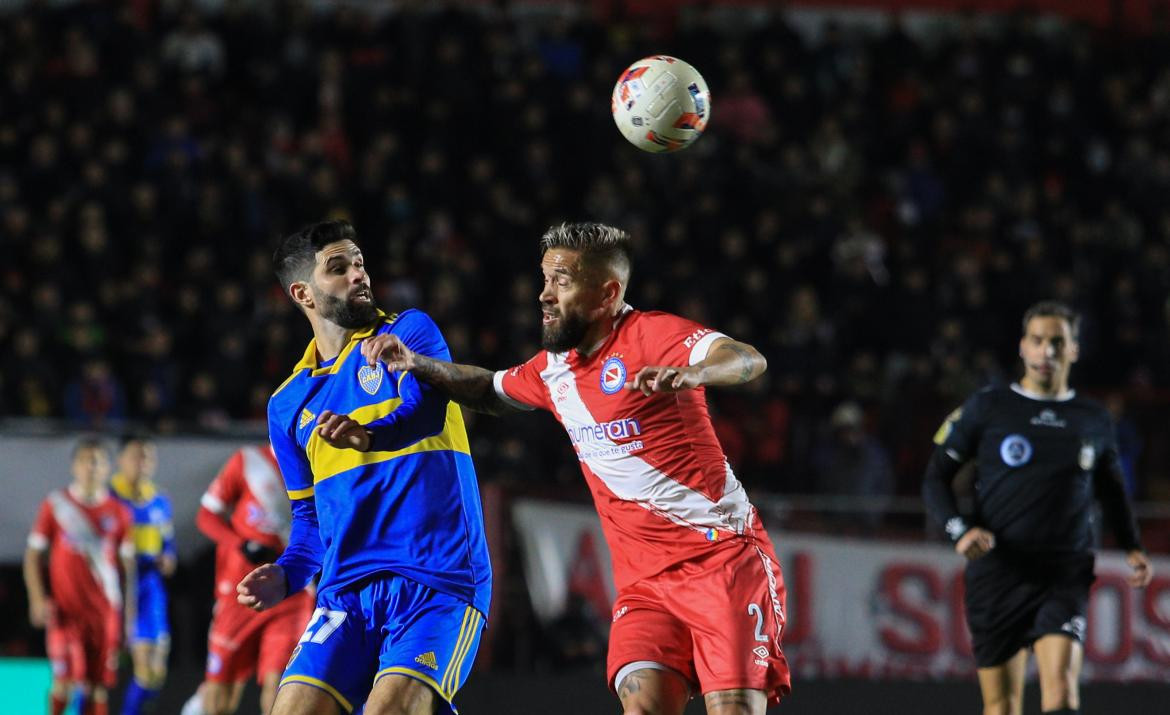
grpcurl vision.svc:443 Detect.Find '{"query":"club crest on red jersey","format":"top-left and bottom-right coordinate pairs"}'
top-left (600, 357), bottom-right (626, 395)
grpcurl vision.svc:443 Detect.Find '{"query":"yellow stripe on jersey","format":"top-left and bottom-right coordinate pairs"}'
top-left (286, 485), bottom-right (315, 500)
top-left (272, 313), bottom-right (400, 397)
top-left (132, 525), bottom-right (164, 555)
top-left (306, 400), bottom-right (470, 486)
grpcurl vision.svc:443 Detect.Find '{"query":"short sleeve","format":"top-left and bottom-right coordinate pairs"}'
top-left (203, 450), bottom-right (245, 514)
top-left (268, 401), bottom-right (315, 500)
top-left (28, 498), bottom-right (55, 550)
top-left (494, 353), bottom-right (550, 411)
top-left (641, 312), bottom-right (727, 366)
top-left (933, 390), bottom-right (989, 460)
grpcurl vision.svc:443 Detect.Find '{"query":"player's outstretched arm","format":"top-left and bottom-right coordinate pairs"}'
top-left (362, 333), bottom-right (518, 415)
top-left (628, 338), bottom-right (766, 395)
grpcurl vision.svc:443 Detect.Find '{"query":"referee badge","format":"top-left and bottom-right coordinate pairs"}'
top-left (999, 434), bottom-right (1032, 467)
top-left (1079, 443), bottom-right (1096, 471)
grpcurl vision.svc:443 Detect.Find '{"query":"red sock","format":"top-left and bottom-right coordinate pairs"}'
top-left (49, 694), bottom-right (67, 715)
top-left (85, 700), bottom-right (108, 715)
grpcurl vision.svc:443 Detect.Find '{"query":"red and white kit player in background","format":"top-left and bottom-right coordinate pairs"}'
top-left (360, 222), bottom-right (790, 715)
top-left (181, 444), bottom-right (314, 715)
top-left (23, 437), bottom-right (135, 715)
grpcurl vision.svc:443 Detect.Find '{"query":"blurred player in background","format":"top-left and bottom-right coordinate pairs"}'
top-left (111, 434), bottom-right (175, 715)
top-left (924, 300), bottom-right (1153, 715)
top-left (366, 222), bottom-right (789, 715)
top-left (236, 220), bottom-right (491, 715)
top-left (23, 437), bottom-right (135, 715)
top-left (180, 444), bottom-right (313, 715)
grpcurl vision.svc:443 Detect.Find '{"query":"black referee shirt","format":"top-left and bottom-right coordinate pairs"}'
top-left (924, 384), bottom-right (1141, 554)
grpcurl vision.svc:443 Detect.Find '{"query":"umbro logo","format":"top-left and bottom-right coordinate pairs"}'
top-left (1030, 409), bottom-right (1066, 428)
top-left (299, 408), bottom-right (316, 429)
top-left (414, 651), bottom-right (438, 670)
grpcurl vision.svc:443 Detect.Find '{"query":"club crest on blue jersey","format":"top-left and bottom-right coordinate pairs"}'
top-left (1000, 434), bottom-right (1033, 467)
top-left (357, 364), bottom-right (383, 395)
top-left (600, 357), bottom-right (627, 395)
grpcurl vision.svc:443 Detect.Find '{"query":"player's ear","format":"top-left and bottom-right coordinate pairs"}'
top-left (600, 278), bottom-right (622, 308)
top-left (1068, 339), bottom-right (1080, 364)
top-left (288, 280), bottom-right (314, 311)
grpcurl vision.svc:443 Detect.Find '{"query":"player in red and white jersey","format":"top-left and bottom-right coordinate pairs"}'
top-left (23, 437), bottom-right (134, 715)
top-left (362, 222), bottom-right (790, 715)
top-left (182, 444), bottom-right (314, 715)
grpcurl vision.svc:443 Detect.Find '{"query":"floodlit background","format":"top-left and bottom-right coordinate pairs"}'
top-left (1, 0), bottom-right (1168, 711)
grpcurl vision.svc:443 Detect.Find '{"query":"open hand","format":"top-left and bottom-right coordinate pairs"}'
top-left (362, 333), bottom-right (416, 372)
top-left (237, 563), bottom-right (287, 612)
top-left (315, 410), bottom-right (370, 451)
top-left (626, 365), bottom-right (702, 396)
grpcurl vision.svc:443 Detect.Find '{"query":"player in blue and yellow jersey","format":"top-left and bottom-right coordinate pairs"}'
top-left (236, 220), bottom-right (491, 715)
top-left (110, 434), bottom-right (176, 715)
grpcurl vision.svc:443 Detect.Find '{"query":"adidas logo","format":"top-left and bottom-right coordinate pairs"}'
top-left (414, 651), bottom-right (438, 670)
top-left (299, 408), bottom-right (316, 429)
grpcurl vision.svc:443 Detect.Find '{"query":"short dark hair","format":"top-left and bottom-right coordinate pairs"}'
top-left (1022, 300), bottom-right (1081, 340)
top-left (539, 222), bottom-right (632, 280)
top-left (273, 220), bottom-right (358, 291)
top-left (71, 435), bottom-right (107, 461)
top-left (119, 432), bottom-right (154, 450)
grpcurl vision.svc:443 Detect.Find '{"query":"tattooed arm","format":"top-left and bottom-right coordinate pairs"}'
top-left (361, 333), bottom-right (518, 416)
top-left (704, 688), bottom-right (767, 714)
top-left (627, 338), bottom-right (768, 395)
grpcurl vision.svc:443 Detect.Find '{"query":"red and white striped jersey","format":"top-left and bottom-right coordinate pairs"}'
top-left (494, 306), bottom-right (762, 589)
top-left (28, 488), bottom-right (132, 614)
top-left (201, 445), bottom-right (291, 599)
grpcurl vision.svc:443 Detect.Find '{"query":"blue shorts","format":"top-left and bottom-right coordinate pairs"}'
top-left (280, 573), bottom-right (484, 714)
top-left (133, 570), bottom-right (170, 644)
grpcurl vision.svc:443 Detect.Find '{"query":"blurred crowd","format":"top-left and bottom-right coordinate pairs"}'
top-left (2, 1), bottom-right (1170, 499)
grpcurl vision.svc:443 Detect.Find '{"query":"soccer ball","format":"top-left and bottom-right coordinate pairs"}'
top-left (611, 55), bottom-right (711, 153)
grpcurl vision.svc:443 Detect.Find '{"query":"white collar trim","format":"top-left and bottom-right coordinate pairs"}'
top-left (1011, 382), bottom-right (1076, 402)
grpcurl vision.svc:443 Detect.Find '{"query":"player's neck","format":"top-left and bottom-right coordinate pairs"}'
top-left (310, 316), bottom-right (353, 362)
top-left (69, 484), bottom-right (108, 505)
top-left (576, 304), bottom-right (627, 357)
top-left (1017, 375), bottom-right (1072, 399)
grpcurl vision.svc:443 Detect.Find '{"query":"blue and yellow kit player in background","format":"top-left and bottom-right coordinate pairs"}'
top-left (111, 434), bottom-right (176, 715)
top-left (237, 220), bottom-right (492, 715)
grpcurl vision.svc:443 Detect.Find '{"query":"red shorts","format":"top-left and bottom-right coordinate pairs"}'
top-left (206, 590), bottom-right (314, 684)
top-left (607, 534), bottom-right (791, 705)
top-left (46, 605), bottom-right (120, 687)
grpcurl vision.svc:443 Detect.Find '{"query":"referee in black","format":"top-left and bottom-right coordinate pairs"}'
top-left (923, 301), bottom-right (1153, 715)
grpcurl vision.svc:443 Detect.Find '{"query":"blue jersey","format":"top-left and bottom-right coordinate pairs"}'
top-left (269, 309), bottom-right (491, 616)
top-left (111, 474), bottom-right (175, 573)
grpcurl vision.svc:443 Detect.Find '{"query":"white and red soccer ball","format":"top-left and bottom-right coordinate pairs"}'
top-left (611, 55), bottom-right (711, 153)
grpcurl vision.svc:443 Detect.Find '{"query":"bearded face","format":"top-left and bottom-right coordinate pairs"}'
top-left (541, 307), bottom-right (591, 352)
top-left (313, 282), bottom-right (379, 329)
